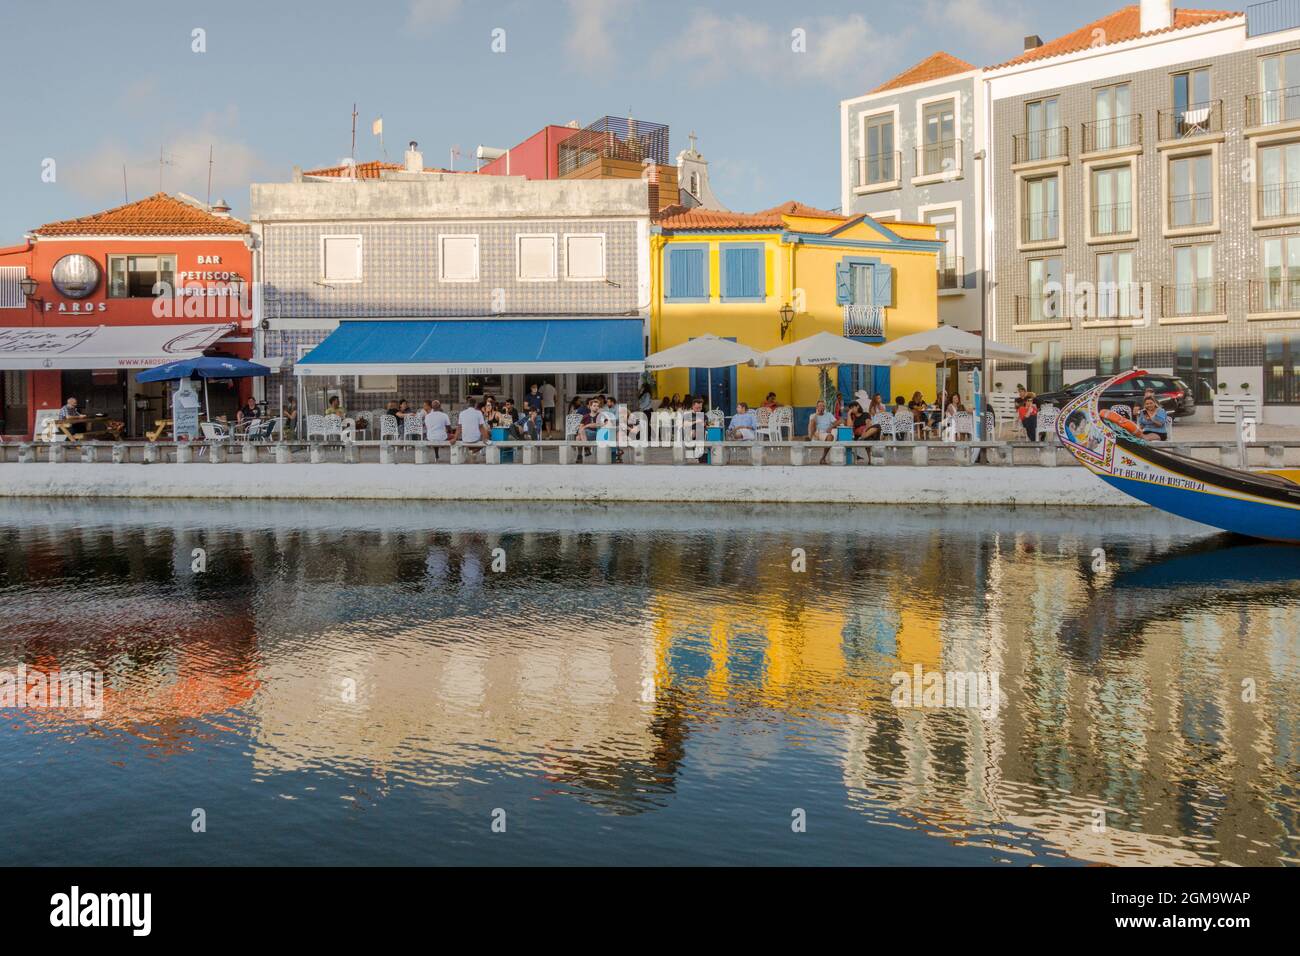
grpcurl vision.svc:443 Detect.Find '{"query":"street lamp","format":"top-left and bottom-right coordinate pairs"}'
top-left (779, 303), bottom-right (794, 340)
top-left (18, 276), bottom-right (44, 313)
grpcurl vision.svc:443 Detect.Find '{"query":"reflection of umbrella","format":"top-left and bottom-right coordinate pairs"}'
top-left (137, 357), bottom-right (271, 422)
top-left (644, 335), bottom-right (763, 411)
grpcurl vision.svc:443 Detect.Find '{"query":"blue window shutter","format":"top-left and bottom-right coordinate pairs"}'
top-left (722, 247), bottom-right (763, 299)
top-left (669, 248), bottom-right (706, 299)
top-left (835, 263), bottom-right (851, 304)
top-left (722, 248), bottom-right (740, 298)
top-left (873, 263), bottom-right (894, 307)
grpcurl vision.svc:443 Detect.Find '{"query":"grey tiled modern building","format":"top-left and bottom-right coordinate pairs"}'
top-left (840, 52), bottom-right (987, 339)
top-left (987, 1), bottom-right (1300, 424)
top-left (248, 149), bottom-right (650, 417)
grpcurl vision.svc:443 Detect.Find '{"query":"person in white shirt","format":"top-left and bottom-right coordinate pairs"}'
top-left (540, 381), bottom-right (557, 433)
top-left (424, 399), bottom-right (451, 460)
top-left (455, 399), bottom-right (489, 459)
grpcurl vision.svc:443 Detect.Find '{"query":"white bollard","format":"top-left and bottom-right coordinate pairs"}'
top-left (788, 444), bottom-right (806, 466)
top-left (522, 444), bottom-right (541, 465)
top-left (379, 443), bottom-right (395, 465)
top-left (1039, 445), bottom-right (1058, 467)
top-left (344, 443), bottom-right (358, 464)
top-left (275, 443), bottom-right (290, 464)
top-left (451, 444), bottom-right (466, 465)
top-left (143, 443), bottom-right (160, 464)
top-left (19, 443), bottom-right (35, 463)
top-left (309, 444), bottom-right (324, 464)
top-left (751, 443), bottom-right (764, 467)
top-left (558, 443), bottom-right (575, 465)
top-left (1268, 444), bottom-right (1285, 469)
top-left (486, 445), bottom-right (502, 464)
top-left (50, 442), bottom-right (66, 463)
top-left (912, 445), bottom-right (929, 467)
top-left (112, 444), bottom-right (129, 464)
top-left (210, 443), bottom-right (226, 464)
top-left (1219, 443), bottom-right (1241, 469)
top-left (176, 443), bottom-right (193, 464)
top-left (242, 443), bottom-right (257, 464)
top-left (595, 444), bottom-right (612, 464)
top-left (709, 443), bottom-right (726, 466)
top-left (414, 444), bottom-right (429, 464)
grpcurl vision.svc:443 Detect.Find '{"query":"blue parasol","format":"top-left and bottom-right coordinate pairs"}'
top-left (136, 356), bottom-right (270, 382)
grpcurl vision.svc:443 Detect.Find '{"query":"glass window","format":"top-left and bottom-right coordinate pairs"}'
top-left (1091, 165), bottom-right (1132, 235)
top-left (1257, 142), bottom-right (1300, 219)
top-left (1097, 336), bottom-right (1135, 376)
top-left (1096, 251), bottom-right (1135, 318)
top-left (107, 254), bottom-right (177, 298)
top-left (1026, 97), bottom-right (1062, 160)
top-left (1173, 244), bottom-right (1215, 314)
top-left (1174, 335), bottom-right (1216, 405)
top-left (1265, 333), bottom-right (1300, 404)
top-left (1093, 83), bottom-right (1133, 149)
top-left (921, 100), bottom-right (956, 175)
top-left (1262, 235), bottom-right (1300, 310)
top-left (1023, 174), bottom-right (1060, 242)
top-left (1028, 256), bottom-right (1062, 322)
top-left (1028, 340), bottom-right (1063, 393)
top-left (1168, 154), bottom-right (1213, 228)
top-left (863, 113), bottom-right (896, 184)
top-left (1258, 52), bottom-right (1300, 124)
top-left (924, 207), bottom-right (958, 272)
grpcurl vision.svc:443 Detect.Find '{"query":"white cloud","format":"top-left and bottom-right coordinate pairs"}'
top-left (565, 0), bottom-right (629, 72)
top-left (661, 12), bottom-right (903, 86)
top-left (407, 0), bottom-right (463, 30)
top-left (64, 106), bottom-right (271, 215)
top-left (921, 0), bottom-right (1032, 62)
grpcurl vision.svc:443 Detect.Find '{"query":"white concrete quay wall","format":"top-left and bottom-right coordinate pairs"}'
top-left (0, 463), bottom-right (1141, 506)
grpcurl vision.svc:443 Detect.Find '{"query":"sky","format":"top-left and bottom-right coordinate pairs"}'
top-left (1, 0), bottom-right (1130, 238)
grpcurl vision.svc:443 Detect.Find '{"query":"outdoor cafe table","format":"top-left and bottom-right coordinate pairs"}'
top-left (57, 415), bottom-right (124, 441)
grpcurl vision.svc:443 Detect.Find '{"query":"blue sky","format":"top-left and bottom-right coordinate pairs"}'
top-left (1, 0), bottom-right (1125, 238)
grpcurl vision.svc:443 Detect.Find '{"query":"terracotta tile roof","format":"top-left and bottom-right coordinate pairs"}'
top-left (989, 6), bottom-right (1239, 70)
top-left (657, 200), bottom-right (846, 231)
top-left (32, 193), bottom-right (249, 237)
top-left (871, 51), bottom-right (975, 93)
top-left (304, 160), bottom-right (461, 178)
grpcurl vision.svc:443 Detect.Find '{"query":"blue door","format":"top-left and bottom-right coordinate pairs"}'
top-left (836, 364), bottom-right (890, 406)
top-left (689, 336), bottom-right (737, 414)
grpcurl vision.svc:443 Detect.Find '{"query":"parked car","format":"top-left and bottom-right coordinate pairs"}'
top-left (1031, 374), bottom-right (1197, 417)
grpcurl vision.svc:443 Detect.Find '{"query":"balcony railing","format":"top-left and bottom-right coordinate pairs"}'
top-left (1013, 127), bottom-right (1070, 164)
top-left (915, 139), bottom-right (962, 178)
top-left (855, 151), bottom-right (900, 187)
top-left (1091, 201), bottom-right (1133, 236)
top-left (1081, 114), bottom-right (1142, 153)
top-left (843, 304), bottom-right (885, 337)
top-left (1089, 282), bottom-right (1145, 321)
top-left (1167, 192), bottom-right (1214, 229)
top-left (1021, 211), bottom-right (1060, 244)
top-left (1249, 276), bottom-right (1300, 312)
top-left (1161, 281), bottom-right (1226, 317)
top-left (1157, 100), bottom-right (1223, 140)
top-left (1015, 292), bottom-right (1069, 325)
top-left (557, 115), bottom-right (670, 177)
top-left (937, 256), bottom-right (965, 290)
top-left (1246, 85), bottom-right (1300, 126)
top-left (1257, 181), bottom-right (1300, 219)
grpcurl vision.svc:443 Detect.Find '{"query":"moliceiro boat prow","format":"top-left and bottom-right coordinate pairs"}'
top-left (1056, 370), bottom-right (1300, 543)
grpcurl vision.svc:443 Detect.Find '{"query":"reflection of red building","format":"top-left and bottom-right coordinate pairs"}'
top-left (0, 193), bottom-right (253, 436)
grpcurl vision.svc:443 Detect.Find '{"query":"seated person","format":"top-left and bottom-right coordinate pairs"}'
top-left (454, 399), bottom-right (489, 455)
top-left (1136, 396), bottom-right (1169, 441)
top-left (808, 399), bottom-right (837, 464)
top-left (57, 396), bottom-right (87, 434)
top-left (236, 396), bottom-right (261, 427)
top-left (849, 401), bottom-right (882, 441)
top-left (325, 396), bottom-right (346, 418)
top-left (731, 402), bottom-right (758, 440)
top-left (762, 391), bottom-right (780, 411)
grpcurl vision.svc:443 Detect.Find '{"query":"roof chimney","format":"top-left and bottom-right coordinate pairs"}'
top-left (210, 198), bottom-right (231, 217)
top-left (1023, 34), bottom-right (1042, 51)
top-left (1140, 0), bottom-right (1174, 33)
top-left (405, 141), bottom-right (423, 173)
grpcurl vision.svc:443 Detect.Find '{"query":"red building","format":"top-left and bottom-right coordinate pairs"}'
top-left (0, 193), bottom-right (253, 437)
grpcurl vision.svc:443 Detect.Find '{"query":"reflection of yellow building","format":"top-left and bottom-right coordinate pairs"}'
top-left (651, 202), bottom-right (943, 427)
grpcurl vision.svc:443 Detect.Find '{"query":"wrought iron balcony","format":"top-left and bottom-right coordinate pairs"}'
top-left (557, 116), bottom-right (670, 177)
top-left (1081, 114), bottom-right (1142, 153)
top-left (914, 139), bottom-right (962, 178)
top-left (1015, 292), bottom-right (1069, 326)
top-left (1249, 276), bottom-right (1300, 312)
top-left (1090, 201), bottom-right (1133, 237)
top-left (1257, 181), bottom-right (1300, 219)
top-left (1021, 210), bottom-right (1060, 244)
top-left (1157, 100), bottom-right (1222, 140)
top-left (855, 151), bottom-right (901, 187)
top-left (1246, 86), bottom-right (1300, 127)
top-left (843, 304), bottom-right (885, 337)
top-left (1013, 127), bottom-right (1069, 164)
top-left (1167, 192), bottom-right (1214, 229)
top-left (1161, 281), bottom-right (1226, 318)
top-left (937, 256), bottom-right (964, 290)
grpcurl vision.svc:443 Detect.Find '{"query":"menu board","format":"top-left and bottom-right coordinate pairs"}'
top-left (173, 381), bottom-right (200, 439)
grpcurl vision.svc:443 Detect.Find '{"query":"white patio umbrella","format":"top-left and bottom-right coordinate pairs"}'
top-left (872, 326), bottom-right (1033, 439)
top-left (644, 335), bottom-right (764, 411)
top-left (759, 331), bottom-right (907, 368)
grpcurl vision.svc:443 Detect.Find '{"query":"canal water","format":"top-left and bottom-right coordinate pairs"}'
top-left (0, 500), bottom-right (1295, 866)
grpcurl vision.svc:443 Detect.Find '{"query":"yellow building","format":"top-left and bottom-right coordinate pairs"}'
top-left (651, 201), bottom-right (942, 428)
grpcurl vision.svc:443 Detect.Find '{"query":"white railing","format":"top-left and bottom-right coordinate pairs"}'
top-left (843, 304), bottom-right (885, 337)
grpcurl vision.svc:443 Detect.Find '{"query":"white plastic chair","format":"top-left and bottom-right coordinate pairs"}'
top-left (380, 414), bottom-right (400, 441)
top-left (200, 421), bottom-right (229, 442)
top-left (305, 415), bottom-right (328, 441)
top-left (403, 415), bottom-right (424, 440)
top-left (1112, 404), bottom-right (1133, 420)
top-left (982, 411), bottom-right (997, 440)
top-left (892, 414), bottom-right (915, 441)
top-left (1036, 406), bottom-right (1059, 442)
top-left (953, 411), bottom-right (974, 439)
top-left (324, 416), bottom-right (345, 442)
top-left (767, 406), bottom-right (793, 441)
top-left (706, 409), bottom-right (725, 429)
top-left (564, 412), bottom-right (583, 440)
top-left (871, 413), bottom-right (894, 439)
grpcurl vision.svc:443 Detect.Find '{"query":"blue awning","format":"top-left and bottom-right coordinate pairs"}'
top-left (294, 318), bottom-right (645, 376)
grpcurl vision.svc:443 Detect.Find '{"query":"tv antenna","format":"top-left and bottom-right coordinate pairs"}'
top-left (158, 146), bottom-right (175, 192)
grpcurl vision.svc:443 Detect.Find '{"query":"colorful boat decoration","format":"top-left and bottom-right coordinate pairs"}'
top-left (1056, 370), bottom-right (1300, 543)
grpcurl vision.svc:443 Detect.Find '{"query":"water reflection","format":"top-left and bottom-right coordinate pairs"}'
top-left (0, 500), bottom-right (1295, 865)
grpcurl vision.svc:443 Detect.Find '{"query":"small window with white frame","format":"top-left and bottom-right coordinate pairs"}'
top-left (517, 234), bottom-right (557, 281)
top-left (321, 236), bottom-right (361, 283)
top-left (439, 235), bottom-right (479, 282)
top-left (357, 374), bottom-right (398, 392)
top-left (565, 234), bottom-right (605, 280)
